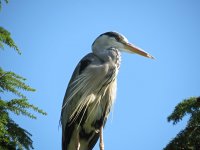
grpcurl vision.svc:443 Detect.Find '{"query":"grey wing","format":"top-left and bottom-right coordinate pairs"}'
top-left (61, 52), bottom-right (116, 150)
top-left (61, 53), bottom-right (101, 149)
top-left (60, 53), bottom-right (95, 128)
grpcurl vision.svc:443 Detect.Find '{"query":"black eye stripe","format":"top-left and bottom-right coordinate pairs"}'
top-left (100, 32), bottom-right (123, 42)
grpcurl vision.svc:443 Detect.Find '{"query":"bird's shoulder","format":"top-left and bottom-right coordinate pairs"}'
top-left (70, 53), bottom-right (101, 78)
top-left (78, 53), bottom-right (97, 74)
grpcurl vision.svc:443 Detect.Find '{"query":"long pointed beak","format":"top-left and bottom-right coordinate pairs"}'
top-left (124, 42), bottom-right (154, 59)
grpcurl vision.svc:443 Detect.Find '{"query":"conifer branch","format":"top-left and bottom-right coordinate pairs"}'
top-left (0, 2), bottom-right (47, 149)
top-left (164, 97), bottom-right (200, 150)
top-left (0, 27), bottom-right (21, 54)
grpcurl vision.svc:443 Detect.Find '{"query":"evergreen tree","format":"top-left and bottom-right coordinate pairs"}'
top-left (0, 3), bottom-right (47, 150)
top-left (164, 97), bottom-right (200, 150)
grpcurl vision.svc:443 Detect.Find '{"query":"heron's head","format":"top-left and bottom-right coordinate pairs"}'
top-left (92, 31), bottom-right (154, 59)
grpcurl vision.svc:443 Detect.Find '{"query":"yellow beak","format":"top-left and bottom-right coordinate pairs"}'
top-left (124, 42), bottom-right (154, 59)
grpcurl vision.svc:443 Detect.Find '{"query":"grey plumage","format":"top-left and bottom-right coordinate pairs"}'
top-left (61, 31), bottom-right (154, 150)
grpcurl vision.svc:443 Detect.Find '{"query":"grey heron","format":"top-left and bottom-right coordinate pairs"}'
top-left (61, 31), bottom-right (154, 150)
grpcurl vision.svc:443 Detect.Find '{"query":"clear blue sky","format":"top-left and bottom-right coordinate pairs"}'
top-left (1, 0), bottom-right (200, 150)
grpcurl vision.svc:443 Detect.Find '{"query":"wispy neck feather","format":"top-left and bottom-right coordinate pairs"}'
top-left (92, 47), bottom-right (121, 70)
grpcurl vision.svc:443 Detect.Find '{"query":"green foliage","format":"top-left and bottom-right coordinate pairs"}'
top-left (0, 5), bottom-right (47, 149)
top-left (0, 107), bottom-right (33, 150)
top-left (0, 68), bottom-right (34, 97)
top-left (0, 69), bottom-right (47, 149)
top-left (0, 27), bottom-right (21, 54)
top-left (164, 97), bottom-right (200, 150)
top-left (0, 68), bottom-right (47, 150)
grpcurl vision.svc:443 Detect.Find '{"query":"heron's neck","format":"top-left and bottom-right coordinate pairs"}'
top-left (93, 48), bottom-right (121, 69)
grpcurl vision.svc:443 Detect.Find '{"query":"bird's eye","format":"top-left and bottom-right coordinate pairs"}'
top-left (114, 35), bottom-right (121, 42)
